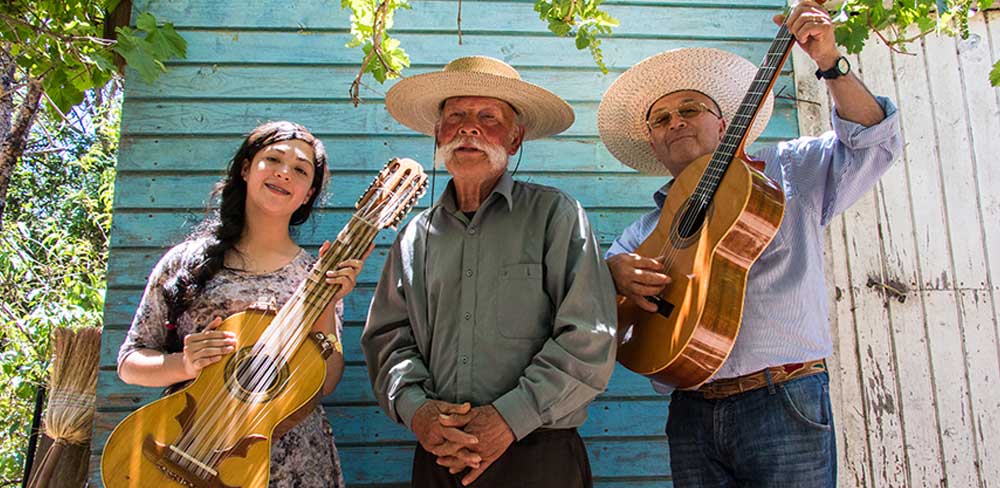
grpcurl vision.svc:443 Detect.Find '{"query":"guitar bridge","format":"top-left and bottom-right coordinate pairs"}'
top-left (645, 295), bottom-right (675, 319)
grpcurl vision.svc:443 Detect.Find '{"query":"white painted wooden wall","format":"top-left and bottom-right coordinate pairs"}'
top-left (792, 10), bottom-right (1000, 488)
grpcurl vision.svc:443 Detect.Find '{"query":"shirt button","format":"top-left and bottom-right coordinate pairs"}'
top-left (468, 227), bottom-right (477, 235)
top-left (460, 355), bottom-right (469, 364)
top-left (465, 269), bottom-right (473, 277)
top-left (464, 312), bottom-right (472, 320)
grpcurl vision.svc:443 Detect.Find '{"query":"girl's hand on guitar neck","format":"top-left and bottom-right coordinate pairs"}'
top-left (318, 240), bottom-right (374, 305)
top-left (606, 253), bottom-right (672, 313)
top-left (181, 316), bottom-right (237, 379)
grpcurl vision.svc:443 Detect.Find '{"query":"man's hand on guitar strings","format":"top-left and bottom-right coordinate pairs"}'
top-left (607, 253), bottom-right (672, 313)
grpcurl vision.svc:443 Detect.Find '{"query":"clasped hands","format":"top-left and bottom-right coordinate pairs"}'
top-left (411, 400), bottom-right (515, 486)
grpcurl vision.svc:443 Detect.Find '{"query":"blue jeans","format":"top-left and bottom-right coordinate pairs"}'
top-left (666, 372), bottom-right (836, 487)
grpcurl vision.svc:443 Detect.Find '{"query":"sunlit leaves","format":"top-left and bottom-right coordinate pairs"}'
top-left (833, 0), bottom-right (999, 86)
top-left (535, 0), bottom-right (618, 74)
top-left (0, 1), bottom-right (187, 116)
top-left (113, 13), bottom-right (186, 84)
top-left (341, 0), bottom-right (618, 86)
top-left (0, 92), bottom-right (118, 484)
top-left (342, 0), bottom-right (411, 84)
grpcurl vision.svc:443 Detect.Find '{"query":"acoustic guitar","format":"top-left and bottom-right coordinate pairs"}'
top-left (101, 158), bottom-right (427, 487)
top-left (615, 22), bottom-right (799, 389)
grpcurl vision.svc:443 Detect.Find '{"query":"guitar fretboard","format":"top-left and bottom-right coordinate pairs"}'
top-left (692, 24), bottom-right (795, 205)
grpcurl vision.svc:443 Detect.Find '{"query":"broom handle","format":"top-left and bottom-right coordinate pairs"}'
top-left (25, 439), bottom-right (62, 488)
top-left (21, 385), bottom-right (45, 488)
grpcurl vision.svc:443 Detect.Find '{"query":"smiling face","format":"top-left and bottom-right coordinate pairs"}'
top-left (433, 96), bottom-right (524, 182)
top-left (647, 90), bottom-right (726, 177)
top-left (241, 139), bottom-right (317, 221)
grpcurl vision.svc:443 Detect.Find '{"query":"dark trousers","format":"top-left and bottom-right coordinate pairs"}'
top-left (412, 428), bottom-right (593, 488)
top-left (667, 372), bottom-right (837, 487)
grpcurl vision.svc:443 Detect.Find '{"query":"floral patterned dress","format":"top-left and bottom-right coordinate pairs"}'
top-left (118, 238), bottom-right (347, 487)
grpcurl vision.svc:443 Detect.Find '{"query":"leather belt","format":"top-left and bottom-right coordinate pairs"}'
top-left (695, 359), bottom-right (827, 400)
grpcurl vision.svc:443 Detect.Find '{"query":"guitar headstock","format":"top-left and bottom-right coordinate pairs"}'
top-left (355, 158), bottom-right (428, 230)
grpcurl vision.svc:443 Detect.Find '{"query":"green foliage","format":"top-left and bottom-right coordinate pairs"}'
top-left (832, 0), bottom-right (999, 86)
top-left (535, 0), bottom-right (619, 74)
top-left (0, 0), bottom-right (186, 115)
top-left (342, 0), bottom-right (411, 83)
top-left (0, 92), bottom-right (118, 484)
top-left (113, 12), bottom-right (187, 84)
top-left (341, 0), bottom-right (619, 86)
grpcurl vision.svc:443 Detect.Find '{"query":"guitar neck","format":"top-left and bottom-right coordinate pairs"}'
top-left (252, 157), bottom-right (427, 358)
top-left (694, 23), bottom-right (796, 202)
top-left (267, 214), bottom-right (378, 349)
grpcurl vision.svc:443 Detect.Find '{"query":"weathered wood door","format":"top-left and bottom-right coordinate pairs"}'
top-left (792, 11), bottom-right (1000, 488)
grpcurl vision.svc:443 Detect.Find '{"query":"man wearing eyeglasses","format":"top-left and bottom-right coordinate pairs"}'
top-left (596, 2), bottom-right (902, 486)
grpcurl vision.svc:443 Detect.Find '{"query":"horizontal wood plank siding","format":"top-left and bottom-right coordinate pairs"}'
top-left (93, 0), bottom-right (799, 485)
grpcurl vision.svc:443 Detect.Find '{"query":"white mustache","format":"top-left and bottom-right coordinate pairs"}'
top-left (433, 137), bottom-right (508, 169)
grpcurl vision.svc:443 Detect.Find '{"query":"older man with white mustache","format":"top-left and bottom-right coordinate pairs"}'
top-left (363, 56), bottom-right (618, 488)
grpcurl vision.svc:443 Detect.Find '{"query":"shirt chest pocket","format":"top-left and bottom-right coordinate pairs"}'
top-left (496, 263), bottom-right (552, 339)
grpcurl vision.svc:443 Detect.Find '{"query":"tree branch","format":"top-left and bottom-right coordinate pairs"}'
top-left (0, 13), bottom-right (115, 47)
top-left (349, 0), bottom-right (401, 107)
top-left (564, 0), bottom-right (578, 24)
top-left (457, 0), bottom-right (464, 45)
top-left (0, 78), bottom-right (43, 227)
top-left (867, 15), bottom-right (912, 55)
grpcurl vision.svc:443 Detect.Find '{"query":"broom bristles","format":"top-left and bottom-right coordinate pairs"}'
top-left (43, 326), bottom-right (100, 445)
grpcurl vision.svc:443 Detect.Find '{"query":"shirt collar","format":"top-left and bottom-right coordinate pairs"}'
top-left (653, 179), bottom-right (673, 209)
top-left (436, 170), bottom-right (515, 214)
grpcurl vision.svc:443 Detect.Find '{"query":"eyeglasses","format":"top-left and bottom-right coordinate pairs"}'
top-left (646, 102), bottom-right (721, 130)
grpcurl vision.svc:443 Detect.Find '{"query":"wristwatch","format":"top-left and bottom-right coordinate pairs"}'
top-left (815, 56), bottom-right (850, 80)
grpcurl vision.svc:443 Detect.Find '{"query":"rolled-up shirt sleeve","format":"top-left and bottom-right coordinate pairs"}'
top-left (492, 199), bottom-right (618, 440)
top-left (759, 96), bottom-right (902, 226)
top-left (361, 227), bottom-right (431, 429)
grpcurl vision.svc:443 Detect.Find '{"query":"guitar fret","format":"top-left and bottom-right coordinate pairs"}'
top-left (693, 23), bottom-right (793, 201)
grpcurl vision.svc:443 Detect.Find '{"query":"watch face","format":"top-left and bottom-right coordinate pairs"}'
top-left (836, 57), bottom-right (850, 75)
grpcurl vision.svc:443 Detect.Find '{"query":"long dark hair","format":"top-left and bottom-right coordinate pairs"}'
top-left (161, 121), bottom-right (328, 350)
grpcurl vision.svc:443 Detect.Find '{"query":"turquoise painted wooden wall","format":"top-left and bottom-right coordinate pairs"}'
top-left (93, 0), bottom-right (798, 485)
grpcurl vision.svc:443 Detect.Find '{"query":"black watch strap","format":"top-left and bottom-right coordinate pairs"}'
top-left (815, 56), bottom-right (850, 80)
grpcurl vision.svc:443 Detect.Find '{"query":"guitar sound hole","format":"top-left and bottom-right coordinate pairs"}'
top-left (670, 198), bottom-right (710, 248)
top-left (223, 348), bottom-right (291, 403)
top-left (235, 355), bottom-right (280, 393)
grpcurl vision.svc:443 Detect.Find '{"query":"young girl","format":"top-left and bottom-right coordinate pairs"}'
top-left (117, 121), bottom-right (363, 487)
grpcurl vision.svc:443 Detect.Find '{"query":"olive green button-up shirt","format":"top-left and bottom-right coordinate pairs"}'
top-left (362, 171), bottom-right (617, 440)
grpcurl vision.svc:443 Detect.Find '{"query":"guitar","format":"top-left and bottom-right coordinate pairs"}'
top-left (614, 22), bottom-right (798, 389)
top-left (101, 158), bottom-right (427, 487)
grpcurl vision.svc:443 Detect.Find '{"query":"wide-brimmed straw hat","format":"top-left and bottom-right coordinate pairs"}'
top-left (385, 56), bottom-right (574, 140)
top-left (597, 48), bottom-right (774, 175)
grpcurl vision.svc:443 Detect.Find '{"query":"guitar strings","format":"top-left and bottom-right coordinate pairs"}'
top-left (652, 25), bottom-right (793, 288)
top-left (169, 173), bottom-right (423, 476)
top-left (180, 209), bottom-right (376, 470)
top-left (201, 183), bottom-right (414, 464)
top-left (193, 209), bottom-right (378, 466)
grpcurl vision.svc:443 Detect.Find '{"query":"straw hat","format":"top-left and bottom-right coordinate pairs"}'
top-left (597, 48), bottom-right (774, 175)
top-left (385, 56), bottom-right (574, 140)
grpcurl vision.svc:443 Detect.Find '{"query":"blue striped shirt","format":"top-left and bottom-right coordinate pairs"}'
top-left (606, 97), bottom-right (902, 392)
